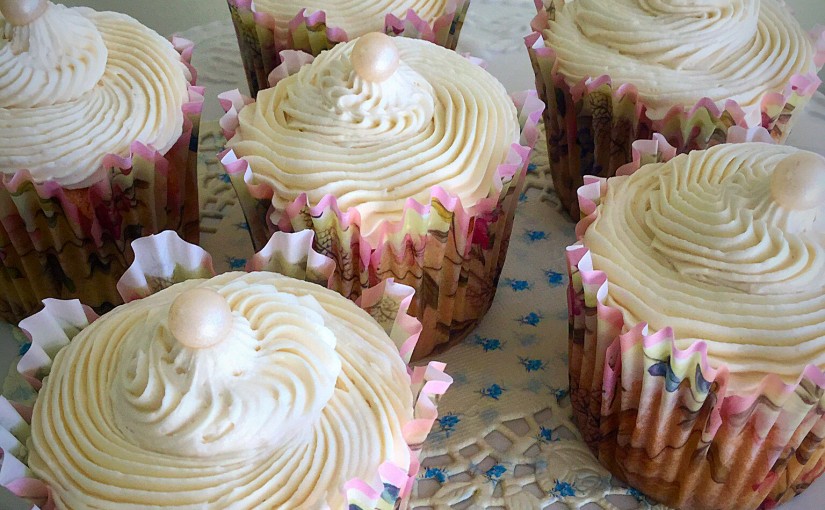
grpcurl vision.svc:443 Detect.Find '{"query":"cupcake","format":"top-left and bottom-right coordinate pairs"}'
top-left (566, 139), bottom-right (825, 509)
top-left (0, 230), bottom-right (451, 509)
top-left (526, 0), bottom-right (825, 216)
top-left (0, 0), bottom-right (204, 322)
top-left (219, 33), bottom-right (543, 359)
top-left (227, 0), bottom-right (470, 96)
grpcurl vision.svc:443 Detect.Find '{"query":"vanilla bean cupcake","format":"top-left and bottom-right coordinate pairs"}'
top-left (227, 0), bottom-right (470, 96)
top-left (567, 141), bottom-right (825, 509)
top-left (221, 33), bottom-right (543, 359)
top-left (0, 230), bottom-right (451, 509)
top-left (527, 0), bottom-right (825, 215)
top-left (0, 0), bottom-right (203, 322)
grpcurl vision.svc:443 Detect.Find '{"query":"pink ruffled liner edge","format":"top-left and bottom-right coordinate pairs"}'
top-left (0, 230), bottom-right (452, 509)
top-left (567, 133), bottom-right (825, 504)
top-left (0, 38), bottom-right (205, 247)
top-left (228, 0), bottom-right (466, 47)
top-left (217, 53), bottom-right (543, 251)
top-left (525, 1), bottom-right (825, 130)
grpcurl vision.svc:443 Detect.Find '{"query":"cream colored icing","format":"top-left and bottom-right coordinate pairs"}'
top-left (585, 143), bottom-right (825, 391)
top-left (543, 0), bottom-right (817, 119)
top-left (226, 37), bottom-right (519, 236)
top-left (253, 0), bottom-right (449, 39)
top-left (0, 2), bottom-right (190, 187)
top-left (28, 272), bottom-right (414, 509)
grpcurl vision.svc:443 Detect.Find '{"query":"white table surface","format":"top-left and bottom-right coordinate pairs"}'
top-left (1, 1), bottom-right (824, 509)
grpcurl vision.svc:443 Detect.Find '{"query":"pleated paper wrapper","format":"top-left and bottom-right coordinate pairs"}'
top-left (526, 0), bottom-right (825, 216)
top-left (0, 229), bottom-right (452, 510)
top-left (226, 0), bottom-right (470, 96)
top-left (565, 134), bottom-right (825, 510)
top-left (218, 52), bottom-right (544, 360)
top-left (0, 37), bottom-right (204, 324)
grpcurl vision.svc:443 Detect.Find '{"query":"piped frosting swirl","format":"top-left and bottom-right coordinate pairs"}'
top-left (543, 0), bottom-right (817, 118)
top-left (585, 143), bottom-right (825, 390)
top-left (226, 37), bottom-right (519, 235)
top-left (278, 45), bottom-right (435, 147)
top-left (28, 272), bottom-right (414, 508)
top-left (0, 3), bottom-right (106, 107)
top-left (0, 2), bottom-right (190, 187)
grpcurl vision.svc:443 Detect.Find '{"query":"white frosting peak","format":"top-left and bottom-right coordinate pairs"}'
top-left (113, 284), bottom-right (341, 458)
top-left (280, 43), bottom-right (435, 147)
top-left (0, 3), bottom-right (106, 107)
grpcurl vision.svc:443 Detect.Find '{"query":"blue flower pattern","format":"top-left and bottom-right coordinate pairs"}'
top-left (484, 464), bottom-right (507, 482)
top-left (537, 426), bottom-right (560, 444)
top-left (523, 229), bottom-right (548, 242)
top-left (437, 413), bottom-right (461, 437)
top-left (627, 486), bottom-right (646, 502)
top-left (544, 269), bottom-right (565, 287)
top-left (517, 312), bottom-right (543, 326)
top-left (547, 386), bottom-right (570, 404)
top-left (551, 479), bottom-right (577, 498)
top-left (422, 467), bottom-right (449, 483)
top-left (504, 278), bottom-right (532, 291)
top-left (225, 256), bottom-right (247, 270)
top-left (480, 384), bottom-right (506, 400)
top-left (472, 335), bottom-right (504, 352)
top-left (519, 357), bottom-right (546, 372)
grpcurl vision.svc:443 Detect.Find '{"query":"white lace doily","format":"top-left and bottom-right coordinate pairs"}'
top-left (197, 115), bottom-right (672, 509)
top-left (177, 13), bottom-right (825, 505)
top-left (183, 14), bottom-right (825, 510)
top-left (2, 7), bottom-right (823, 508)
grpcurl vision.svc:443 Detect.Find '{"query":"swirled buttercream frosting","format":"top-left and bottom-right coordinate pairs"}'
top-left (226, 37), bottom-right (519, 235)
top-left (0, 2), bottom-right (190, 187)
top-left (543, 0), bottom-right (817, 118)
top-left (253, 0), bottom-right (449, 38)
top-left (584, 143), bottom-right (825, 391)
top-left (28, 272), bottom-right (414, 509)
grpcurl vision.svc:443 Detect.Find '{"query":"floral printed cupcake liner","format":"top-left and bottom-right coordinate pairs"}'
top-left (0, 229), bottom-right (452, 510)
top-left (0, 37), bottom-right (204, 324)
top-left (226, 0), bottom-right (470, 96)
top-left (218, 53), bottom-right (543, 359)
top-left (566, 134), bottom-right (825, 510)
top-left (526, 1), bottom-right (825, 217)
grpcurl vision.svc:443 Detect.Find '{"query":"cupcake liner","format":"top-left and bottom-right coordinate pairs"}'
top-left (566, 136), bottom-right (825, 510)
top-left (0, 38), bottom-right (204, 324)
top-left (0, 230), bottom-right (452, 510)
top-left (226, 0), bottom-right (471, 96)
top-left (526, 1), bottom-right (825, 217)
top-left (219, 60), bottom-right (543, 359)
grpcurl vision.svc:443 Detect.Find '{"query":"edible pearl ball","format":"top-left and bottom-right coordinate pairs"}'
top-left (350, 32), bottom-right (400, 83)
top-left (771, 152), bottom-right (825, 211)
top-left (0, 0), bottom-right (48, 26)
top-left (168, 288), bottom-right (233, 349)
